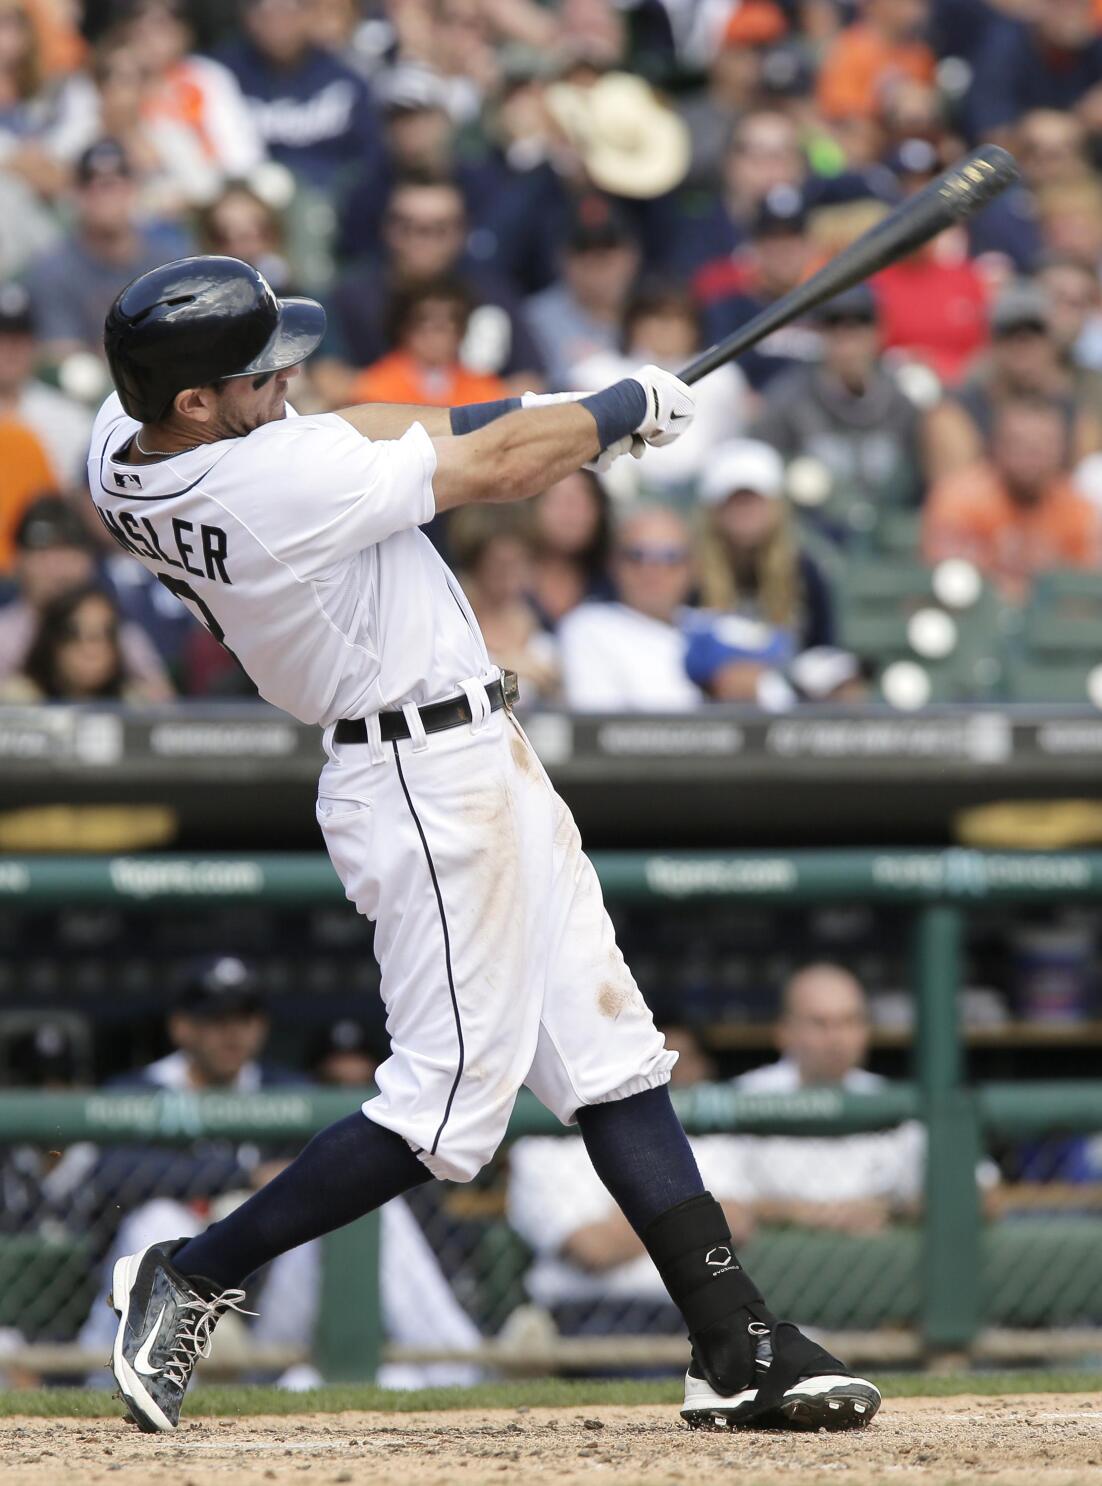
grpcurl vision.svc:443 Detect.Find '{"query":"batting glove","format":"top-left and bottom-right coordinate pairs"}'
top-left (630, 364), bottom-right (695, 447)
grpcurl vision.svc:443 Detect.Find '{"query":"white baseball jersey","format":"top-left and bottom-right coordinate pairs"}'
top-left (86, 394), bottom-right (492, 723)
top-left (87, 392), bottom-right (674, 1186)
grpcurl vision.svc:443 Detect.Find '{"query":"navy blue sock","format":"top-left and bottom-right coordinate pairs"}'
top-left (575, 1084), bottom-right (704, 1234)
top-left (173, 1113), bottom-right (431, 1290)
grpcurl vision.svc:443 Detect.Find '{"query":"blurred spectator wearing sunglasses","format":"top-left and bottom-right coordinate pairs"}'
top-left (559, 505), bottom-right (701, 712)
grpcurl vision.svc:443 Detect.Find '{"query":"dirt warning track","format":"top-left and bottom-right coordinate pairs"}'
top-left (3, 1393), bottom-right (1102, 1486)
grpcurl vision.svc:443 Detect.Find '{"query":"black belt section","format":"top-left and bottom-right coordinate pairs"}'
top-left (335, 671), bottom-right (520, 745)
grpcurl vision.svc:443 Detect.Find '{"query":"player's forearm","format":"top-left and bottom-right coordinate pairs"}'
top-left (336, 393), bottom-right (530, 442)
top-left (336, 403), bottom-right (454, 439)
top-left (431, 403), bottom-right (601, 512)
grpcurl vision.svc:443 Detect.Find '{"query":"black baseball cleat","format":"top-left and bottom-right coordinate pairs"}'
top-left (681, 1320), bottom-right (881, 1432)
top-left (108, 1239), bottom-right (255, 1432)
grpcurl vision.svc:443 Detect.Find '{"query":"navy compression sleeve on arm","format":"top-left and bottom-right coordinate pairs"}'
top-left (579, 379), bottom-right (647, 449)
top-left (449, 398), bottom-right (522, 434)
top-left (450, 380), bottom-right (646, 446)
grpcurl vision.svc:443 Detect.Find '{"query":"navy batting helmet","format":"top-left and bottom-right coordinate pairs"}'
top-left (104, 256), bottom-right (326, 423)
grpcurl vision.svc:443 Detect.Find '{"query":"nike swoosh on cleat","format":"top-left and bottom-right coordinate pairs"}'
top-left (134, 1305), bottom-right (167, 1377)
top-left (652, 387), bottom-right (660, 420)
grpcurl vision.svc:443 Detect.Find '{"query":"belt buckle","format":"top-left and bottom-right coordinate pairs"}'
top-left (501, 670), bottom-right (519, 713)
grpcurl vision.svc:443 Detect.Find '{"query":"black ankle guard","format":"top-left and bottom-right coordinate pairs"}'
top-left (752, 1323), bottom-right (851, 1414)
top-left (642, 1193), bottom-right (766, 1335)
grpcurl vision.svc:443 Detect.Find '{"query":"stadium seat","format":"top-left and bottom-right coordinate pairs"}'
top-left (872, 508), bottom-right (923, 559)
top-left (1021, 570), bottom-right (1102, 663)
top-left (0, 1235), bottom-right (93, 1340)
top-left (1003, 658), bottom-right (1100, 705)
top-left (741, 1219), bottom-right (1102, 1331)
top-left (838, 559), bottom-right (1005, 701)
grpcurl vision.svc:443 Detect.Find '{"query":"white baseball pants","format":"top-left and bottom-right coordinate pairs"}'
top-left (316, 678), bottom-right (676, 1182)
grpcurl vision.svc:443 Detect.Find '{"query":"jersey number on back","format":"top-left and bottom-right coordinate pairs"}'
top-left (156, 574), bottom-right (241, 667)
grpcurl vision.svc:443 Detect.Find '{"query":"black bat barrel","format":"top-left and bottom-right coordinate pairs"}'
top-left (678, 145), bottom-right (1020, 387)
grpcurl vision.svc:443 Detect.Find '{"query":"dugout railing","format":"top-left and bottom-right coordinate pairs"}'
top-left (2, 849), bottom-right (1102, 1380)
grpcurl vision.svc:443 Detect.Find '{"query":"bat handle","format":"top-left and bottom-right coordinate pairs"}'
top-left (678, 339), bottom-right (741, 387)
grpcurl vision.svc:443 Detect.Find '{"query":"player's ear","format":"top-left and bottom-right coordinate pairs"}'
top-left (174, 385), bottom-right (217, 423)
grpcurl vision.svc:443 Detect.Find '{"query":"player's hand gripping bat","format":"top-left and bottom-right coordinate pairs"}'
top-left (676, 145), bottom-right (1020, 387)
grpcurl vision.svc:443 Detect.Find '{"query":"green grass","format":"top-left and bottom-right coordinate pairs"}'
top-left (1, 1371), bottom-right (1100, 1419)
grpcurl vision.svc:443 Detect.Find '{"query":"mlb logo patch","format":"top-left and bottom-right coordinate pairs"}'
top-left (114, 472), bottom-right (143, 489)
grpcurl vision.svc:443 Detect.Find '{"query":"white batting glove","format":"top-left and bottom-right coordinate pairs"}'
top-left (588, 433), bottom-right (634, 473)
top-left (521, 389), bottom-right (636, 473)
top-left (630, 364), bottom-right (695, 447)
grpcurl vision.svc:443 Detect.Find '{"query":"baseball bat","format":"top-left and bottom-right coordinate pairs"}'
top-left (677, 144), bottom-right (1020, 386)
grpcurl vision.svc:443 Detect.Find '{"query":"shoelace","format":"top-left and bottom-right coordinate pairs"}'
top-left (161, 1288), bottom-right (256, 1390)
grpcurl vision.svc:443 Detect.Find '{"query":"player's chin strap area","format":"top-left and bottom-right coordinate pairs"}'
top-left (333, 671), bottom-right (519, 746)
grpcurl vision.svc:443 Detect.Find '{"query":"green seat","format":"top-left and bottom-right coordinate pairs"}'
top-left (873, 508), bottom-right (923, 558)
top-left (742, 1227), bottom-right (921, 1329)
top-left (1022, 570), bottom-right (1102, 661)
top-left (0, 1234), bottom-right (94, 1339)
top-left (1003, 657), bottom-right (1099, 704)
top-left (873, 657), bottom-right (989, 705)
top-left (839, 559), bottom-right (1005, 700)
top-left (740, 1219), bottom-right (1102, 1331)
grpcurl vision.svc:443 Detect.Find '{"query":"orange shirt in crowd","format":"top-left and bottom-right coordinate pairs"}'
top-left (0, 419), bottom-right (57, 571)
top-left (923, 463), bottom-right (1102, 603)
top-left (349, 353), bottom-right (508, 408)
top-left (816, 22), bottom-right (935, 120)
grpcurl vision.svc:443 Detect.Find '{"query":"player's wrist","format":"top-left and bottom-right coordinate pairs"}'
top-left (578, 379), bottom-right (648, 450)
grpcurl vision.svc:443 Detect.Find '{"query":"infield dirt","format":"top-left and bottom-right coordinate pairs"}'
top-left (3, 1393), bottom-right (1101, 1486)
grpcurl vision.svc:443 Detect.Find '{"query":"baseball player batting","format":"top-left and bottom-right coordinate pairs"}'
top-left (90, 256), bottom-right (880, 1436)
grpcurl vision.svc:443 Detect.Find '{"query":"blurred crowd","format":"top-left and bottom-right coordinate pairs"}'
top-left (2, 0), bottom-right (1102, 709)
